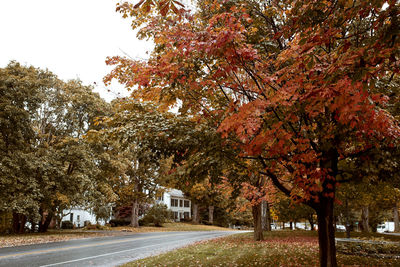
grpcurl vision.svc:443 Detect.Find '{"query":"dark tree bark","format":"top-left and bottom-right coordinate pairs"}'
top-left (39, 210), bottom-right (53, 233)
top-left (208, 205), bottom-right (214, 224)
top-left (361, 206), bottom-right (370, 233)
top-left (252, 203), bottom-right (263, 241)
top-left (308, 216), bottom-right (315, 231)
top-left (316, 197), bottom-right (337, 267)
top-left (130, 199), bottom-right (139, 228)
top-left (12, 213), bottom-right (26, 234)
top-left (262, 146), bottom-right (340, 266)
top-left (30, 219), bottom-right (37, 233)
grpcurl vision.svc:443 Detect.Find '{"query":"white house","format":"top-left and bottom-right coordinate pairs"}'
top-left (156, 188), bottom-right (191, 221)
top-left (61, 208), bottom-right (105, 227)
top-left (63, 188), bottom-right (191, 226)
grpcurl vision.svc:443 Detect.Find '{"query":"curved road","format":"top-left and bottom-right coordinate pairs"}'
top-left (0, 231), bottom-right (238, 267)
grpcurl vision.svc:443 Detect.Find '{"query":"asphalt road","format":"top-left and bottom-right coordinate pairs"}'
top-left (0, 231), bottom-right (238, 267)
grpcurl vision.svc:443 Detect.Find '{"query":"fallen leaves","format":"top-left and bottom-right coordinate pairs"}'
top-left (0, 231), bottom-right (118, 248)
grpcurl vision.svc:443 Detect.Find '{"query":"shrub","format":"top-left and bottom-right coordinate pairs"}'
top-left (181, 217), bottom-right (192, 223)
top-left (141, 204), bottom-right (172, 227)
top-left (139, 216), bottom-right (152, 226)
top-left (109, 219), bottom-right (130, 227)
top-left (86, 223), bottom-right (97, 230)
top-left (61, 221), bottom-right (74, 229)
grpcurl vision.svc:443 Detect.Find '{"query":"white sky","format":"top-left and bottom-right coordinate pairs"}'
top-left (0, 0), bottom-right (152, 101)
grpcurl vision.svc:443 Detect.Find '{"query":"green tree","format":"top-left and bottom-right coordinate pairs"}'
top-left (0, 61), bottom-right (111, 232)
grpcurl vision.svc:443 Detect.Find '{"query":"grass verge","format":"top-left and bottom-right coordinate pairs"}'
top-left (336, 231), bottom-right (400, 242)
top-left (124, 231), bottom-right (400, 266)
top-left (0, 230), bottom-right (118, 248)
top-left (113, 222), bottom-right (234, 233)
top-left (0, 223), bottom-right (232, 248)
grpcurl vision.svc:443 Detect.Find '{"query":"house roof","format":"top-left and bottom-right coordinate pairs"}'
top-left (166, 188), bottom-right (185, 198)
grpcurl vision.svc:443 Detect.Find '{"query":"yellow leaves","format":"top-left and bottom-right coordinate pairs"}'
top-left (250, 27), bottom-right (258, 34)
top-left (342, 0), bottom-right (354, 8)
top-left (55, 192), bottom-right (70, 205)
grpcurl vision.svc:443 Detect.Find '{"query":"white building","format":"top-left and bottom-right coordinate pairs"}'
top-left (63, 188), bottom-right (191, 226)
top-left (377, 222), bottom-right (395, 233)
top-left (157, 188), bottom-right (191, 221)
top-left (61, 208), bottom-right (104, 227)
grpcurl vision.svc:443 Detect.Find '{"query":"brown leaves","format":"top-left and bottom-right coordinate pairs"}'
top-left (131, 0), bottom-right (184, 16)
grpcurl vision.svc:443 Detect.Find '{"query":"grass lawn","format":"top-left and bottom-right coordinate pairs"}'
top-left (336, 231), bottom-right (400, 242)
top-left (125, 230), bottom-right (400, 266)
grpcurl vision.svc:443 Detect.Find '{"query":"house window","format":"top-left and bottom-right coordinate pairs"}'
top-left (184, 212), bottom-right (190, 219)
top-left (171, 198), bottom-right (178, 207)
top-left (70, 213), bottom-right (73, 222)
top-left (180, 212), bottom-right (184, 219)
top-left (184, 200), bottom-right (190, 208)
top-left (179, 200), bottom-right (183, 207)
top-left (77, 215), bottom-right (80, 221)
top-left (173, 212), bottom-right (178, 220)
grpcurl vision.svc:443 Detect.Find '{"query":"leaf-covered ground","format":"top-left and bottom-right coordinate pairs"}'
top-left (113, 222), bottom-right (235, 233)
top-left (0, 230), bottom-right (119, 248)
top-left (0, 223), bottom-right (233, 248)
top-left (125, 231), bottom-right (400, 266)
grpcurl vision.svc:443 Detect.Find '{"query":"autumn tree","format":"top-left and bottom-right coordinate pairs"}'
top-left (106, 1), bottom-right (399, 265)
top-left (87, 99), bottom-right (206, 227)
top-left (0, 62), bottom-right (47, 232)
top-left (0, 62), bottom-right (111, 232)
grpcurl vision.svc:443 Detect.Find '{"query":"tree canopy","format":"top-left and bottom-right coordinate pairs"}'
top-left (106, 0), bottom-right (399, 265)
top-left (0, 61), bottom-right (111, 232)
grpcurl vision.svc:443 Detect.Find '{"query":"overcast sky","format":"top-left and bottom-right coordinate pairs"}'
top-left (0, 0), bottom-right (152, 101)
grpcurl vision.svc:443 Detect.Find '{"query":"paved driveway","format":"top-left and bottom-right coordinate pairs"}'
top-left (0, 231), bottom-right (238, 267)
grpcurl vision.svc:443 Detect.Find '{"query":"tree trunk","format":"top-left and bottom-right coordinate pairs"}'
top-left (261, 200), bottom-right (272, 231)
top-left (316, 197), bottom-right (337, 267)
top-left (12, 213), bottom-right (26, 234)
top-left (208, 205), bottom-right (214, 224)
top-left (192, 203), bottom-right (200, 223)
top-left (361, 206), bottom-right (370, 233)
top-left (39, 210), bottom-right (53, 233)
top-left (393, 203), bottom-right (399, 232)
top-left (308, 215), bottom-right (315, 231)
top-left (130, 199), bottom-right (139, 228)
top-left (261, 200), bottom-right (266, 230)
top-left (265, 202), bottom-right (272, 231)
top-left (290, 221), bottom-right (293, 230)
top-left (345, 197), bottom-right (351, 238)
top-left (252, 203), bottom-right (263, 241)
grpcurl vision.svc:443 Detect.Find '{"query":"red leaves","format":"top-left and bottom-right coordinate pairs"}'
top-left (133, 0), bottom-right (145, 9)
top-left (106, 0), bottom-right (400, 208)
top-left (159, 0), bottom-right (170, 16)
